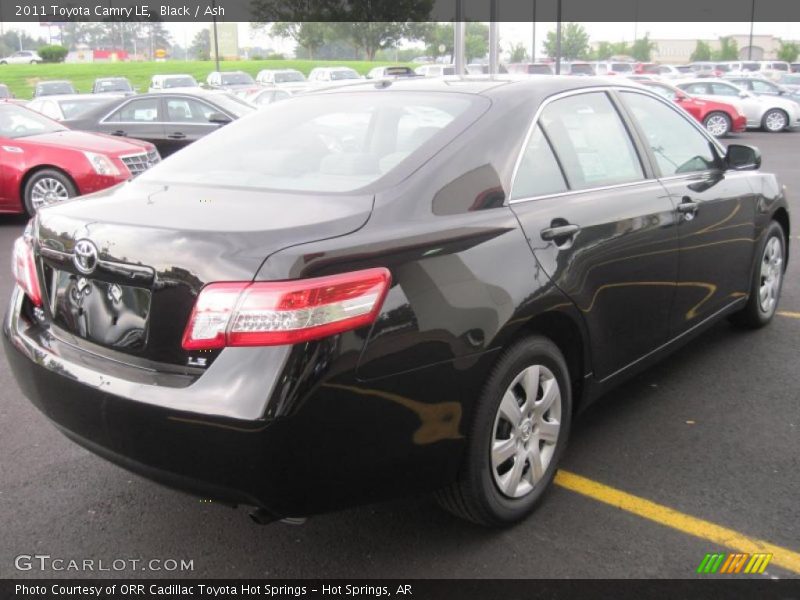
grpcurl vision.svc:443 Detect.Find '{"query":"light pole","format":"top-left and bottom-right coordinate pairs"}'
top-left (489, 0), bottom-right (499, 74)
top-left (212, 0), bottom-right (221, 71)
top-left (555, 0), bottom-right (562, 74)
top-left (747, 0), bottom-right (756, 60)
top-left (531, 0), bottom-right (537, 61)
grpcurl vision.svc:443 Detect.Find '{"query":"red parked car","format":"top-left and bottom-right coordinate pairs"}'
top-left (0, 103), bottom-right (159, 215)
top-left (638, 80), bottom-right (747, 137)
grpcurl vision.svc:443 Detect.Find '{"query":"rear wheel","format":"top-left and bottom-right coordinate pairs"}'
top-left (730, 221), bottom-right (785, 328)
top-left (23, 169), bottom-right (77, 215)
top-left (436, 335), bottom-right (572, 526)
top-left (703, 111), bottom-right (731, 137)
top-left (762, 109), bottom-right (788, 132)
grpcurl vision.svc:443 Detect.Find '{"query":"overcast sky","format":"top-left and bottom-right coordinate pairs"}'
top-left (6, 21), bottom-right (799, 53)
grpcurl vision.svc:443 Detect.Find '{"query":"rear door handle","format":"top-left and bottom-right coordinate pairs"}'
top-left (540, 223), bottom-right (581, 242)
top-left (111, 130), bottom-right (126, 136)
top-left (168, 132), bottom-right (186, 139)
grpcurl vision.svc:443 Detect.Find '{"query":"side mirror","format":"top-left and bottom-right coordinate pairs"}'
top-left (207, 112), bottom-right (231, 125)
top-left (674, 92), bottom-right (687, 101)
top-left (726, 144), bottom-right (761, 170)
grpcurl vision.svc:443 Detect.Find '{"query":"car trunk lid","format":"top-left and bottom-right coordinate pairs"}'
top-left (33, 180), bottom-right (373, 370)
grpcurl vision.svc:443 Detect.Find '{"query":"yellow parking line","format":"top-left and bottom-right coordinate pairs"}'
top-left (555, 470), bottom-right (800, 575)
top-left (778, 311), bottom-right (800, 319)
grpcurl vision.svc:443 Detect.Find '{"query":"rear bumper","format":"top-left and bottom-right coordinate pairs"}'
top-left (3, 287), bottom-right (468, 517)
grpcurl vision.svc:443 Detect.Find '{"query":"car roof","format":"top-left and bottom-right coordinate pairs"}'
top-left (32, 94), bottom-right (120, 101)
top-left (37, 80), bottom-right (73, 85)
top-left (309, 75), bottom-right (644, 99)
top-left (154, 74), bottom-right (195, 79)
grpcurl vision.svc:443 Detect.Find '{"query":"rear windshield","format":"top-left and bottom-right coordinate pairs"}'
top-left (221, 72), bottom-right (255, 85)
top-left (742, 62), bottom-right (760, 71)
top-left (275, 71), bottom-right (305, 83)
top-left (140, 92), bottom-right (477, 192)
top-left (771, 63), bottom-right (789, 71)
top-left (96, 79), bottom-right (132, 92)
top-left (677, 66), bottom-right (692, 73)
top-left (570, 64), bottom-right (594, 74)
top-left (528, 64), bottom-right (552, 74)
top-left (385, 67), bottom-right (414, 76)
top-left (38, 82), bottom-right (74, 94)
top-left (330, 69), bottom-right (360, 81)
top-left (163, 77), bottom-right (197, 88)
top-left (610, 63), bottom-right (633, 73)
top-left (59, 98), bottom-right (117, 119)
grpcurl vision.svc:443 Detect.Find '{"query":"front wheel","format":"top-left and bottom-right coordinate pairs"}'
top-left (23, 169), bottom-right (77, 215)
top-left (703, 111), bottom-right (731, 137)
top-left (762, 109), bottom-right (788, 132)
top-left (730, 221), bottom-right (786, 328)
top-left (436, 335), bottom-right (572, 526)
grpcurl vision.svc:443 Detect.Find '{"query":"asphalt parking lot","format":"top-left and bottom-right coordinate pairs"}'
top-left (0, 130), bottom-right (798, 580)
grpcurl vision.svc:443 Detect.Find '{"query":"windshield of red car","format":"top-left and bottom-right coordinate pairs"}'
top-left (0, 104), bottom-right (66, 138)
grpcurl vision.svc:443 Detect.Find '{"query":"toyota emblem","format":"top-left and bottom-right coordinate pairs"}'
top-left (73, 239), bottom-right (98, 275)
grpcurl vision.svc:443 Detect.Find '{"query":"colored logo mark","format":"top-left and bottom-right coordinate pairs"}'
top-left (697, 552), bottom-right (773, 574)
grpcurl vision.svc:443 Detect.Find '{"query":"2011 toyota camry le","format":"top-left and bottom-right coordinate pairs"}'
top-left (4, 77), bottom-right (790, 526)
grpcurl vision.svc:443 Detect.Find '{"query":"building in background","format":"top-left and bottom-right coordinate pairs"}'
top-left (650, 34), bottom-right (790, 63)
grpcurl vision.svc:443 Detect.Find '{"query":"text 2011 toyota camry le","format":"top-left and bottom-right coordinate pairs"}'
top-left (4, 78), bottom-right (790, 526)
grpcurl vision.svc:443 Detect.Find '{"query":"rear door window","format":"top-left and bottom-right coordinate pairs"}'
top-left (538, 92), bottom-right (644, 190)
top-left (106, 98), bottom-right (160, 122)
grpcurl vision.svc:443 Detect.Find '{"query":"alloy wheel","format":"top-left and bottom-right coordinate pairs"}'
top-left (764, 110), bottom-right (787, 132)
top-left (758, 236), bottom-right (783, 315)
top-left (491, 364), bottom-right (562, 499)
top-left (30, 177), bottom-right (70, 211)
top-left (705, 114), bottom-right (730, 137)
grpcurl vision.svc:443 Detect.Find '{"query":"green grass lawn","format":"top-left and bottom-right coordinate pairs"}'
top-left (0, 59), bottom-right (407, 98)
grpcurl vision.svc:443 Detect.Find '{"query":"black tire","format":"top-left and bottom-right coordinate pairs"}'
top-left (703, 111), bottom-right (732, 138)
top-left (436, 335), bottom-right (572, 526)
top-left (730, 221), bottom-right (786, 328)
top-left (22, 169), bottom-right (77, 216)
top-left (762, 108), bottom-right (789, 133)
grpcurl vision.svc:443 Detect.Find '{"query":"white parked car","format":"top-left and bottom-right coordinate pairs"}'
top-left (677, 78), bottom-right (800, 132)
top-left (0, 50), bottom-right (42, 65)
top-left (414, 64), bottom-right (456, 77)
top-left (654, 64), bottom-right (694, 79)
top-left (28, 94), bottom-right (124, 121)
top-left (148, 74), bottom-right (199, 92)
top-left (255, 69), bottom-right (306, 85)
top-left (307, 67), bottom-right (361, 83)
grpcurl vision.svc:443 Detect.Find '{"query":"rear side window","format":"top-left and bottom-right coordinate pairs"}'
top-left (511, 125), bottom-right (567, 199)
top-left (539, 92), bottom-right (643, 190)
top-left (106, 98), bottom-right (159, 122)
top-left (710, 83), bottom-right (740, 96)
top-left (681, 83), bottom-right (709, 94)
top-left (620, 92), bottom-right (718, 177)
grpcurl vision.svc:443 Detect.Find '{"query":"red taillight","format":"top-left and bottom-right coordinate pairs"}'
top-left (12, 236), bottom-right (42, 307)
top-left (182, 268), bottom-right (391, 350)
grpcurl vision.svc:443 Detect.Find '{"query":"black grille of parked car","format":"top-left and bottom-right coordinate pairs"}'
top-left (121, 150), bottom-right (161, 177)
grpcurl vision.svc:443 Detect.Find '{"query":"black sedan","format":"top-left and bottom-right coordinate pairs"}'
top-left (62, 90), bottom-right (255, 157)
top-left (4, 77), bottom-right (789, 526)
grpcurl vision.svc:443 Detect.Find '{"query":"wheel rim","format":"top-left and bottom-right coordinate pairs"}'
top-left (758, 236), bottom-right (783, 315)
top-left (491, 364), bottom-right (562, 499)
top-left (765, 110), bottom-right (787, 131)
top-left (705, 114), bottom-right (729, 137)
top-left (30, 177), bottom-right (70, 211)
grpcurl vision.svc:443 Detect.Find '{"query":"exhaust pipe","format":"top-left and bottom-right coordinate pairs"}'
top-left (249, 508), bottom-right (307, 526)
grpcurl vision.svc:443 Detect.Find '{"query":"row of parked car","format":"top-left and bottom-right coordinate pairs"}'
top-left (1, 60), bottom-right (799, 218)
